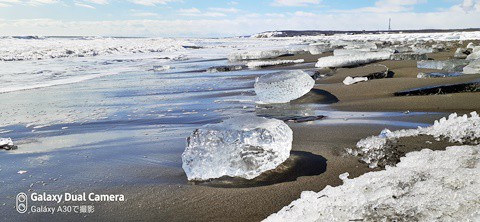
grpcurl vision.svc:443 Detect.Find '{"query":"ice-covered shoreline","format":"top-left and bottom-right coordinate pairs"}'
top-left (265, 144), bottom-right (480, 222)
top-left (0, 37), bottom-right (192, 61)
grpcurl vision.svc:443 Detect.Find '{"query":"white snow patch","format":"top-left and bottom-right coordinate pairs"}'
top-left (349, 112), bottom-right (480, 168)
top-left (265, 145), bottom-right (480, 222)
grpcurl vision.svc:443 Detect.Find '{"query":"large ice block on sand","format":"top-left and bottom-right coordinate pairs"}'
top-left (228, 50), bottom-right (289, 61)
top-left (315, 51), bottom-right (391, 68)
top-left (417, 60), bottom-right (469, 72)
top-left (254, 70), bottom-right (314, 104)
top-left (265, 145), bottom-right (480, 222)
top-left (463, 59), bottom-right (480, 74)
top-left (182, 116), bottom-right (293, 181)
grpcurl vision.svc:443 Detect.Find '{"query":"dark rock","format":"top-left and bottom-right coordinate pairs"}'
top-left (206, 65), bottom-right (244, 73)
top-left (390, 53), bottom-right (428, 61)
top-left (394, 81), bottom-right (480, 96)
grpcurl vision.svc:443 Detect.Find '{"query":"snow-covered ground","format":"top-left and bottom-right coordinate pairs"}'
top-left (265, 144), bottom-right (480, 222)
top-left (266, 112), bottom-right (480, 221)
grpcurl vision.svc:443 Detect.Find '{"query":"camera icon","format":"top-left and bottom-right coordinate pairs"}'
top-left (16, 193), bottom-right (28, 214)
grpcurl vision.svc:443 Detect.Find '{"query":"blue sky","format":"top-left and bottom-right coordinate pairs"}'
top-left (0, 0), bottom-right (479, 36)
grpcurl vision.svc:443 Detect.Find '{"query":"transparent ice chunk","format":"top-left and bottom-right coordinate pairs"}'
top-left (254, 70), bottom-right (315, 104)
top-left (182, 116), bottom-right (293, 181)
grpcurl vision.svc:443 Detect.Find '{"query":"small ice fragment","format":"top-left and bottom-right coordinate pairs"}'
top-left (339, 172), bottom-right (349, 181)
top-left (182, 116), bottom-right (293, 181)
top-left (152, 65), bottom-right (171, 72)
top-left (254, 70), bottom-right (314, 104)
top-left (467, 42), bottom-right (475, 49)
top-left (0, 138), bottom-right (17, 150)
top-left (343, 76), bottom-right (368, 85)
top-left (417, 60), bottom-right (469, 72)
top-left (454, 48), bottom-right (470, 59)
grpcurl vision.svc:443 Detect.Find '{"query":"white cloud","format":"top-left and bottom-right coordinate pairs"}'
top-left (178, 8), bottom-right (227, 17)
top-left (335, 0), bottom-right (427, 13)
top-left (177, 8), bottom-right (200, 13)
top-left (293, 11), bottom-right (316, 17)
top-left (458, 0), bottom-right (480, 12)
top-left (131, 12), bottom-right (159, 17)
top-left (2, 9), bottom-right (480, 37)
top-left (128, 0), bottom-right (176, 6)
top-left (0, 0), bottom-right (58, 7)
top-left (75, 2), bottom-right (95, 9)
top-left (83, 0), bottom-right (108, 5)
top-left (265, 13), bottom-right (286, 17)
top-left (273, 0), bottom-right (321, 7)
top-left (208, 7), bottom-right (240, 13)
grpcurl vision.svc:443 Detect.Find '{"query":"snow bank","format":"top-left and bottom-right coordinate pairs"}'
top-left (265, 145), bottom-right (480, 222)
top-left (182, 116), bottom-right (293, 181)
top-left (315, 51), bottom-right (391, 68)
top-left (254, 70), bottom-right (314, 104)
top-left (348, 112), bottom-right (480, 168)
top-left (246, 59), bottom-right (304, 68)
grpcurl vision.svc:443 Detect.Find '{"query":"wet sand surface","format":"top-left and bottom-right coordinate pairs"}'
top-left (2, 40), bottom-right (480, 222)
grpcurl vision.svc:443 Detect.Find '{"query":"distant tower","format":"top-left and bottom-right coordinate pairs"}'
top-left (388, 18), bottom-right (391, 31)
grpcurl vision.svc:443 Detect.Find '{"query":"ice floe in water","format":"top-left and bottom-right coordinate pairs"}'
top-left (254, 70), bottom-right (315, 104)
top-left (182, 116), bottom-right (293, 181)
top-left (265, 144), bottom-right (480, 222)
top-left (348, 112), bottom-right (480, 168)
top-left (246, 59), bottom-right (304, 68)
top-left (315, 51), bottom-right (391, 68)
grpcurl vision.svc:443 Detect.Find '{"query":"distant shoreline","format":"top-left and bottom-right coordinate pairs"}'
top-left (251, 28), bottom-right (480, 37)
